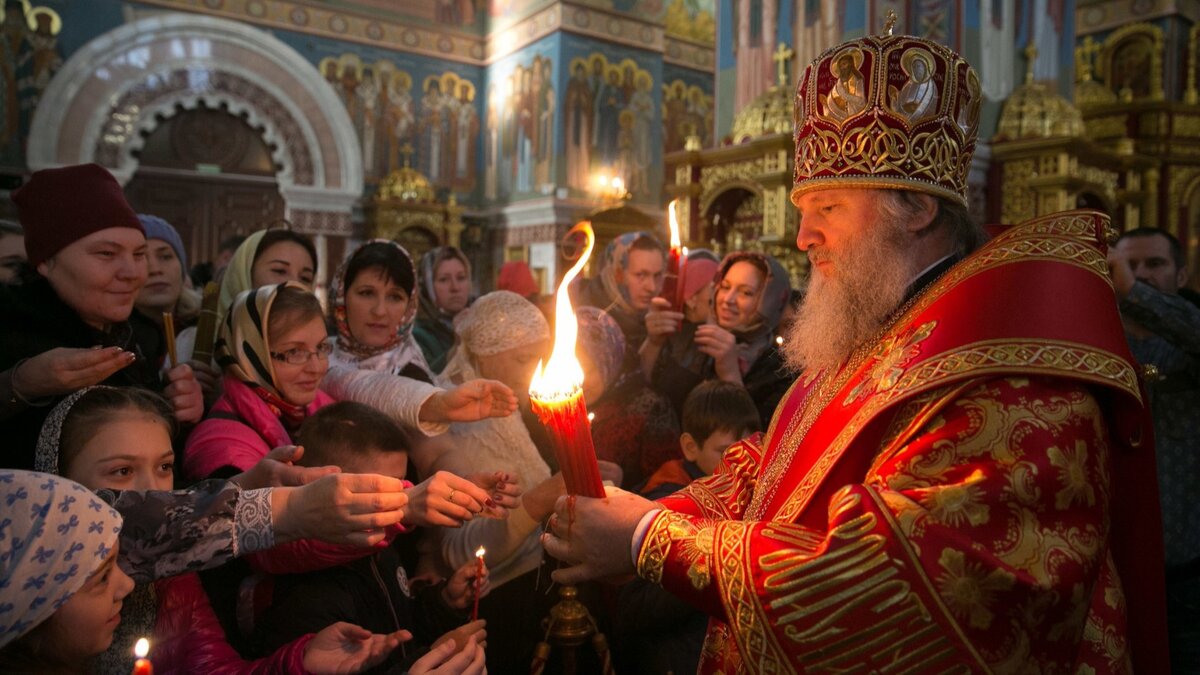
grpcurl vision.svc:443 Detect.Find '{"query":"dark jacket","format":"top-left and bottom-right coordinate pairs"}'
top-left (0, 276), bottom-right (166, 468)
top-left (651, 326), bottom-right (794, 428)
top-left (258, 541), bottom-right (467, 674)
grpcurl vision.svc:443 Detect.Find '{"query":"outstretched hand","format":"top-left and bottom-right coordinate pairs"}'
top-left (231, 445), bottom-right (340, 490)
top-left (403, 471), bottom-right (500, 527)
top-left (303, 622), bottom-right (409, 674)
top-left (10, 346), bottom-right (135, 399)
top-left (421, 379), bottom-right (518, 423)
top-left (413, 632), bottom-right (486, 675)
top-left (469, 470), bottom-right (522, 511)
top-left (541, 486), bottom-right (657, 586)
top-left (275, 473), bottom-right (410, 548)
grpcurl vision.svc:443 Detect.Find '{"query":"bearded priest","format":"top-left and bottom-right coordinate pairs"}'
top-left (541, 28), bottom-right (1170, 674)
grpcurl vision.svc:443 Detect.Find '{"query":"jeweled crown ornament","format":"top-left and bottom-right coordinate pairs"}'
top-left (791, 11), bottom-right (982, 207)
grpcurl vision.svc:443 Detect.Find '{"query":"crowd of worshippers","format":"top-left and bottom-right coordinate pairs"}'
top-left (0, 163), bottom-right (801, 674)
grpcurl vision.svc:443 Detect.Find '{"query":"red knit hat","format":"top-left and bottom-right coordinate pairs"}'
top-left (12, 163), bottom-right (144, 267)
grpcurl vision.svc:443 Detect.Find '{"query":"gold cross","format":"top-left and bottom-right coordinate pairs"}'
top-left (883, 9), bottom-right (897, 36)
top-left (400, 143), bottom-right (415, 168)
top-left (1023, 42), bottom-right (1038, 84)
top-left (1076, 36), bottom-right (1099, 81)
top-left (773, 42), bottom-right (795, 88)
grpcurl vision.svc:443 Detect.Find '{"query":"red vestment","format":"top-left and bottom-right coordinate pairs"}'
top-left (636, 211), bottom-right (1169, 673)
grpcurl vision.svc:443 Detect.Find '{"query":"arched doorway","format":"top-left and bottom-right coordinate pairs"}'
top-left (25, 13), bottom-right (362, 285)
top-left (124, 104), bottom-right (285, 267)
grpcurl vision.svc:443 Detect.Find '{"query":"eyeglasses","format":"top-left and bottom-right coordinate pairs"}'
top-left (270, 342), bottom-right (333, 365)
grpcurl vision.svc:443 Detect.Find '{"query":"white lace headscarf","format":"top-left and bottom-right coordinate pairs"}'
top-left (442, 290), bottom-right (550, 378)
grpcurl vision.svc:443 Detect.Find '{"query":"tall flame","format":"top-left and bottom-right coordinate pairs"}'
top-left (667, 199), bottom-right (681, 250)
top-left (529, 221), bottom-right (595, 400)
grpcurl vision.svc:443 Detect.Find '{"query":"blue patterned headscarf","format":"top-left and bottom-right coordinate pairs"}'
top-left (0, 470), bottom-right (123, 648)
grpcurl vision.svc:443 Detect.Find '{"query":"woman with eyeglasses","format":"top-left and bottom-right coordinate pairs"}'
top-left (183, 282), bottom-right (336, 480)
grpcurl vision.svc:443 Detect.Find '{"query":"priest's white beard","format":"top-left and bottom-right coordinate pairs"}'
top-left (783, 217), bottom-right (916, 373)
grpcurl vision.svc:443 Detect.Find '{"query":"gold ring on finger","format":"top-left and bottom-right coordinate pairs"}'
top-left (447, 488), bottom-right (457, 504)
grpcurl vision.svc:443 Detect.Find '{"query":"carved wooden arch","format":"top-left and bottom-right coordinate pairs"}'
top-left (1096, 22), bottom-right (1165, 102)
top-left (26, 13), bottom-right (362, 234)
top-left (700, 179), bottom-right (762, 215)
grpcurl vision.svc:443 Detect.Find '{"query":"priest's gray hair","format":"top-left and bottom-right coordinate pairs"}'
top-left (877, 190), bottom-right (985, 256)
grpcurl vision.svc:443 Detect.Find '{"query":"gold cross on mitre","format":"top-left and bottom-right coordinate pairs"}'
top-left (883, 9), bottom-right (897, 36)
top-left (773, 42), bottom-right (794, 89)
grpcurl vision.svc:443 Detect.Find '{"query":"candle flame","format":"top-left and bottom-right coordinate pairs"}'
top-left (135, 638), bottom-right (150, 658)
top-left (667, 199), bottom-right (681, 250)
top-left (475, 546), bottom-right (486, 558)
top-left (530, 222), bottom-right (594, 400)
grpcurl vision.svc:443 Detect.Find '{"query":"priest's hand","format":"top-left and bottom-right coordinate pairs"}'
top-left (420, 379), bottom-right (518, 423)
top-left (541, 486), bottom-right (657, 585)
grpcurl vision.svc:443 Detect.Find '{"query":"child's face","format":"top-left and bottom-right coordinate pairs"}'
top-left (66, 412), bottom-right (175, 491)
top-left (49, 543), bottom-right (135, 661)
top-left (685, 429), bottom-right (740, 475)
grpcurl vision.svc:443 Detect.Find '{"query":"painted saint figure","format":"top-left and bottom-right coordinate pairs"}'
top-left (889, 49), bottom-right (937, 124)
top-left (824, 50), bottom-right (866, 123)
top-left (564, 61), bottom-right (594, 189)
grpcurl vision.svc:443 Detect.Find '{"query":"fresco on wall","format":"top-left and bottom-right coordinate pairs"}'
top-left (318, 52), bottom-right (478, 193)
top-left (662, 78), bottom-right (713, 152)
top-left (483, 52), bottom-right (556, 201)
top-left (1, 0), bottom-right (63, 167)
top-left (561, 53), bottom-right (655, 196)
top-left (664, 0), bottom-right (715, 45)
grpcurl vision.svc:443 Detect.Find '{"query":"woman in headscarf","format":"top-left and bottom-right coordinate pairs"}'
top-left (413, 246), bottom-right (472, 374)
top-left (572, 231), bottom-right (667, 375)
top-left (184, 283), bottom-right (334, 479)
top-left (643, 251), bottom-right (796, 427)
top-left (578, 306), bottom-right (681, 490)
top-left (174, 226), bottom-right (318, 399)
top-left (328, 240), bottom-right (433, 383)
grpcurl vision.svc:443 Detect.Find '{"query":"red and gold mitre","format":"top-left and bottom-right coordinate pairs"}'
top-left (791, 33), bottom-right (982, 207)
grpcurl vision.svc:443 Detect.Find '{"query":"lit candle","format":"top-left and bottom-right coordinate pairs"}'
top-left (659, 200), bottom-right (688, 312)
top-left (472, 546), bottom-right (486, 621)
top-left (132, 638), bottom-right (153, 675)
top-left (528, 221), bottom-right (606, 498)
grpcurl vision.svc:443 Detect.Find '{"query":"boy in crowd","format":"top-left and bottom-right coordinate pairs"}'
top-left (257, 401), bottom-right (488, 672)
top-left (616, 381), bottom-right (762, 673)
top-left (639, 379), bottom-right (762, 499)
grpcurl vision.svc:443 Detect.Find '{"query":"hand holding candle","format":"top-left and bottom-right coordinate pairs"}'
top-left (162, 312), bottom-right (177, 368)
top-left (528, 222), bottom-right (606, 498)
top-left (132, 637), bottom-right (153, 675)
top-left (659, 200), bottom-right (688, 312)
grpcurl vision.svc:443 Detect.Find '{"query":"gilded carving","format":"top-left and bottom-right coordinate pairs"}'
top-left (699, 159), bottom-right (764, 194)
top-left (1097, 23), bottom-right (1165, 102)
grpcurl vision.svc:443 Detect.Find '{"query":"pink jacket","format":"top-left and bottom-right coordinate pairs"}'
top-left (184, 376), bottom-right (335, 480)
top-left (152, 572), bottom-right (314, 674)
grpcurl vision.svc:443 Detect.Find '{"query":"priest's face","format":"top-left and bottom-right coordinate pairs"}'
top-left (784, 189), bottom-right (917, 372)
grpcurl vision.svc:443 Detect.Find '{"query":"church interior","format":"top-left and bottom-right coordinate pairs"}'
top-left (3, 0), bottom-right (1196, 294)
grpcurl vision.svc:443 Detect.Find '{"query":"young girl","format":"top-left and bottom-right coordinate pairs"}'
top-left (32, 386), bottom-right (474, 674)
top-left (0, 469), bottom-right (133, 674)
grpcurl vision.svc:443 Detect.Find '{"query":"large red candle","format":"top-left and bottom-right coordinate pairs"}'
top-left (659, 200), bottom-right (688, 312)
top-left (529, 221), bottom-right (606, 499)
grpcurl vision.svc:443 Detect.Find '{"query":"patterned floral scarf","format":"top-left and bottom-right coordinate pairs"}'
top-left (330, 240), bottom-right (419, 360)
top-left (215, 282), bottom-right (308, 429)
